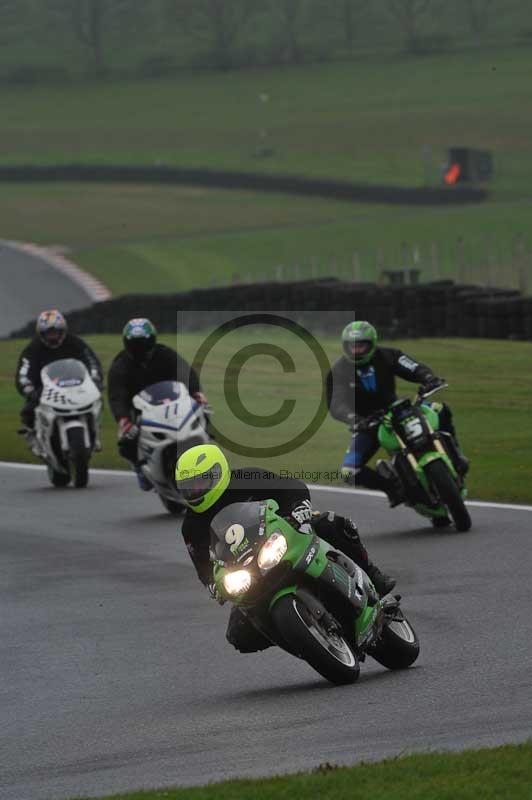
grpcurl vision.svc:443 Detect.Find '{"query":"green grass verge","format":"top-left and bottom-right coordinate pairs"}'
top-left (76, 741), bottom-right (532, 800)
top-left (2, 48), bottom-right (531, 292)
top-left (2, 48), bottom-right (532, 195)
top-left (2, 336), bottom-right (531, 504)
top-left (0, 183), bottom-right (529, 292)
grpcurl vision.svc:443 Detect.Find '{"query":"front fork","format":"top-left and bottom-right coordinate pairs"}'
top-left (268, 555), bottom-right (377, 653)
top-left (393, 428), bottom-right (462, 508)
top-left (57, 417), bottom-right (92, 452)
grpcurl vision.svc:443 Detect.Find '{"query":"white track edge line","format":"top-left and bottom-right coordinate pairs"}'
top-left (2, 240), bottom-right (111, 303)
top-left (1, 460), bottom-right (531, 513)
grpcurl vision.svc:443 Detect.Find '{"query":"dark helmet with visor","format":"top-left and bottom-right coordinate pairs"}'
top-left (123, 318), bottom-right (157, 363)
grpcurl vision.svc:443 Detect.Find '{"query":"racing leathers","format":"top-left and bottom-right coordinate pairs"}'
top-left (15, 334), bottom-right (103, 428)
top-left (326, 346), bottom-right (457, 498)
top-left (108, 343), bottom-right (202, 459)
top-left (181, 466), bottom-right (395, 653)
top-left (107, 343), bottom-right (201, 423)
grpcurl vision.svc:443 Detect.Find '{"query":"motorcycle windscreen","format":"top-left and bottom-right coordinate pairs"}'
top-left (43, 358), bottom-right (87, 387)
top-left (140, 381), bottom-right (181, 405)
top-left (210, 501), bottom-right (266, 561)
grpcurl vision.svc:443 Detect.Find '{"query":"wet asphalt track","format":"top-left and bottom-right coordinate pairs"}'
top-left (0, 243), bottom-right (90, 338)
top-left (2, 463), bottom-right (532, 800)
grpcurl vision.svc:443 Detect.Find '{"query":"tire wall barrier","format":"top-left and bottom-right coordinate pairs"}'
top-left (8, 280), bottom-right (532, 341)
top-left (0, 164), bottom-right (487, 205)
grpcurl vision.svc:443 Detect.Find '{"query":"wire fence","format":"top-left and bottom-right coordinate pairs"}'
top-left (219, 234), bottom-right (531, 296)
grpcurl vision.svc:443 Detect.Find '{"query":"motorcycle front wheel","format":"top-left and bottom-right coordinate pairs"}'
top-left (271, 594), bottom-right (359, 685)
top-left (47, 464), bottom-right (70, 487)
top-left (370, 610), bottom-right (420, 670)
top-left (424, 459), bottom-right (471, 532)
top-left (67, 428), bottom-right (90, 488)
top-left (159, 495), bottom-right (186, 515)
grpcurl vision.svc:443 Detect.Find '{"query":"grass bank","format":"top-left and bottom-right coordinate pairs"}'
top-left (1, 49), bottom-right (532, 194)
top-left (76, 741), bottom-right (532, 800)
top-left (0, 183), bottom-right (529, 293)
top-left (2, 48), bottom-right (531, 292)
top-left (1, 336), bottom-right (531, 504)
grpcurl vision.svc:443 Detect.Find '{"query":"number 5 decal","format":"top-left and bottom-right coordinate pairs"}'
top-left (404, 418), bottom-right (423, 438)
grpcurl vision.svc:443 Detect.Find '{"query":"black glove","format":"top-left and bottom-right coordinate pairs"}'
top-left (22, 385), bottom-right (40, 404)
top-left (354, 417), bottom-right (371, 433)
top-left (118, 417), bottom-right (139, 441)
top-left (421, 376), bottom-right (445, 395)
top-left (288, 499), bottom-right (315, 530)
top-left (350, 415), bottom-right (380, 434)
top-left (346, 412), bottom-right (361, 432)
top-left (117, 418), bottom-right (139, 460)
top-left (208, 582), bottom-right (225, 605)
top-left (313, 512), bottom-right (363, 554)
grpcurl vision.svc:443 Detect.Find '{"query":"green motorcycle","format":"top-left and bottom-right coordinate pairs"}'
top-left (371, 383), bottom-right (471, 531)
top-left (211, 499), bottom-right (419, 685)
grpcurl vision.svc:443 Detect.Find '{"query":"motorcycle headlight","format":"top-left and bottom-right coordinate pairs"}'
top-left (257, 532), bottom-right (288, 571)
top-left (223, 570), bottom-right (252, 596)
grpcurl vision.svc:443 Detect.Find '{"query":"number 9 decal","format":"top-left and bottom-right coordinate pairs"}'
top-left (225, 523), bottom-right (245, 551)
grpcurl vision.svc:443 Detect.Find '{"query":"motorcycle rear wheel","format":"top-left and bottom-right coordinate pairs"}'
top-left (370, 612), bottom-right (420, 670)
top-left (67, 428), bottom-right (90, 489)
top-left (271, 594), bottom-right (359, 685)
top-left (425, 459), bottom-right (471, 532)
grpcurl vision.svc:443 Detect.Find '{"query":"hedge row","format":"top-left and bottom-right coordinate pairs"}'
top-left (9, 279), bottom-right (532, 341)
top-left (0, 165), bottom-right (487, 206)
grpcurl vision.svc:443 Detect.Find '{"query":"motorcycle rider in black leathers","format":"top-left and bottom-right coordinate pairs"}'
top-left (15, 309), bottom-right (103, 435)
top-left (175, 443), bottom-right (396, 654)
top-left (326, 320), bottom-right (468, 507)
top-left (107, 317), bottom-right (207, 490)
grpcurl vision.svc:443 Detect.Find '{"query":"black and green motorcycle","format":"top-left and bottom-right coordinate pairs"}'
top-left (371, 383), bottom-right (471, 531)
top-left (211, 499), bottom-right (419, 685)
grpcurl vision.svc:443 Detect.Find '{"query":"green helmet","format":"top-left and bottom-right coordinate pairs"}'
top-left (175, 443), bottom-right (230, 513)
top-left (341, 321), bottom-right (377, 365)
top-left (122, 318), bottom-right (157, 363)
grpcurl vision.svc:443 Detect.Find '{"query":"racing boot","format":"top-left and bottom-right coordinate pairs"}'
top-left (452, 438), bottom-right (470, 476)
top-left (437, 407), bottom-right (469, 476)
top-left (314, 514), bottom-right (396, 597)
top-left (365, 562), bottom-right (396, 596)
top-left (18, 426), bottom-right (40, 456)
top-left (375, 461), bottom-right (405, 508)
top-left (338, 517), bottom-right (396, 596)
top-left (343, 463), bottom-right (404, 508)
top-left (134, 463), bottom-right (153, 491)
top-left (439, 433), bottom-right (470, 477)
top-left (340, 466), bottom-right (356, 484)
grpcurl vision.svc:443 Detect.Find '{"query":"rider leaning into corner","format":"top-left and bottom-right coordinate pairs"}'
top-left (326, 320), bottom-right (468, 507)
top-left (174, 443), bottom-right (396, 654)
top-left (15, 309), bottom-right (103, 435)
top-left (107, 318), bottom-right (208, 490)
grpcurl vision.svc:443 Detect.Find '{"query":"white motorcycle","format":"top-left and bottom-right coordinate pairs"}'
top-left (31, 358), bottom-right (102, 488)
top-left (133, 380), bottom-right (210, 514)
